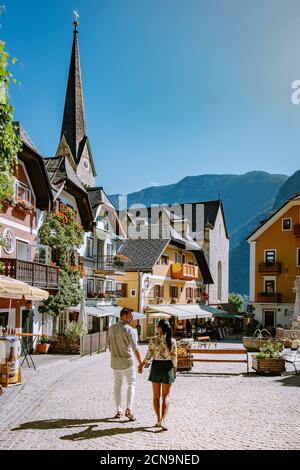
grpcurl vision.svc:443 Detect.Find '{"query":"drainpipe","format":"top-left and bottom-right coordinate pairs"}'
top-left (138, 271), bottom-right (145, 340)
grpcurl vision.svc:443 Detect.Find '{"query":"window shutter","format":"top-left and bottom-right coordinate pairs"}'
top-left (161, 285), bottom-right (164, 298)
top-left (122, 283), bottom-right (128, 297)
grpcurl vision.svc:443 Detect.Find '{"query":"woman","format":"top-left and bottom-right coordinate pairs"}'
top-left (139, 319), bottom-right (177, 430)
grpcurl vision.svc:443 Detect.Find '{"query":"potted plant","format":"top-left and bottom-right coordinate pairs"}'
top-left (36, 335), bottom-right (51, 354)
top-left (113, 254), bottom-right (129, 265)
top-left (252, 341), bottom-right (285, 375)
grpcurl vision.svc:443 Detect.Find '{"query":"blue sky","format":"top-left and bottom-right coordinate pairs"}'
top-left (2, 0), bottom-right (300, 194)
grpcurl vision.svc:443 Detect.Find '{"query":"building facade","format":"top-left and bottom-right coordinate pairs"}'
top-left (119, 200), bottom-right (229, 305)
top-left (115, 225), bottom-right (213, 338)
top-left (0, 124), bottom-right (58, 332)
top-left (247, 193), bottom-right (300, 329)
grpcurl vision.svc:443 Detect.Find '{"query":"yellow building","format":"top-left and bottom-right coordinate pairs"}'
top-left (247, 193), bottom-right (300, 329)
top-left (115, 226), bottom-right (213, 338)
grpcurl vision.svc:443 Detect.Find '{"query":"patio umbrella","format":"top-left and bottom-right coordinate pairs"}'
top-left (78, 299), bottom-right (88, 333)
top-left (0, 276), bottom-right (49, 301)
top-left (292, 275), bottom-right (300, 325)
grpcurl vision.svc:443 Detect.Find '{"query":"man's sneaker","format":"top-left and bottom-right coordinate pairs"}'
top-left (125, 409), bottom-right (136, 421)
top-left (160, 419), bottom-right (168, 431)
top-left (113, 411), bottom-right (123, 418)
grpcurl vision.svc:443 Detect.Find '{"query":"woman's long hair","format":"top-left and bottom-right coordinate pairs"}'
top-left (157, 319), bottom-right (173, 351)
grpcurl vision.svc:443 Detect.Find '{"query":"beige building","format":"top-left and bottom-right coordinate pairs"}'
top-left (115, 225), bottom-right (213, 338)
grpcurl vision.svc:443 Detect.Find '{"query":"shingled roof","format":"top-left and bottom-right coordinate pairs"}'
top-left (13, 122), bottom-right (53, 210)
top-left (44, 155), bottom-right (93, 230)
top-left (87, 187), bottom-right (116, 218)
top-left (118, 225), bottom-right (213, 283)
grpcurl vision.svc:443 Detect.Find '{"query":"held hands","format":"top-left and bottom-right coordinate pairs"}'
top-left (138, 362), bottom-right (144, 374)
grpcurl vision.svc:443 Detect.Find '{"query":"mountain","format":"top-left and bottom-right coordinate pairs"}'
top-left (273, 170), bottom-right (300, 210)
top-left (110, 171), bottom-right (289, 295)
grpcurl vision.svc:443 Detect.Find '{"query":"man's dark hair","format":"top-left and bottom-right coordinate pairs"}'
top-left (120, 307), bottom-right (133, 318)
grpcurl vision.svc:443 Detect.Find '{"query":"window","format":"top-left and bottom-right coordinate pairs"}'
top-left (186, 287), bottom-right (193, 299)
top-left (282, 218), bottom-right (292, 231)
top-left (106, 244), bottom-right (113, 257)
top-left (106, 280), bottom-right (113, 292)
top-left (17, 240), bottom-right (29, 261)
top-left (161, 255), bottom-right (169, 265)
top-left (154, 285), bottom-right (163, 298)
top-left (175, 253), bottom-right (182, 263)
top-left (0, 311), bottom-right (9, 327)
top-left (96, 279), bottom-right (104, 295)
top-left (130, 289), bottom-right (136, 297)
top-left (86, 237), bottom-right (94, 258)
top-left (265, 280), bottom-right (275, 294)
top-left (297, 248), bottom-right (300, 267)
top-left (170, 285), bottom-right (178, 298)
top-left (86, 278), bottom-right (95, 297)
top-left (265, 250), bottom-right (276, 264)
top-left (116, 282), bottom-right (127, 297)
top-left (16, 181), bottom-right (31, 203)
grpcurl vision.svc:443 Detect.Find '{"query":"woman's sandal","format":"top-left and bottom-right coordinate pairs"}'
top-left (125, 409), bottom-right (136, 421)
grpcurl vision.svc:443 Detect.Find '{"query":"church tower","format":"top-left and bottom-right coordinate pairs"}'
top-left (56, 16), bottom-right (96, 187)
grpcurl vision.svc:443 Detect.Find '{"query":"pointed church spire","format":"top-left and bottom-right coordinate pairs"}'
top-left (60, 15), bottom-right (86, 163)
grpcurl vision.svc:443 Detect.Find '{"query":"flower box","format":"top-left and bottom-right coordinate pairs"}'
top-left (252, 356), bottom-right (285, 375)
top-left (177, 354), bottom-right (193, 371)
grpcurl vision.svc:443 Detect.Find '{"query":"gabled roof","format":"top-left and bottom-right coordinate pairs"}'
top-left (13, 122), bottom-right (53, 210)
top-left (119, 238), bottom-right (170, 272)
top-left (125, 200), bottom-right (230, 239)
top-left (44, 155), bottom-right (93, 230)
top-left (119, 224), bottom-right (213, 283)
top-left (87, 186), bottom-right (116, 218)
top-left (247, 193), bottom-right (300, 241)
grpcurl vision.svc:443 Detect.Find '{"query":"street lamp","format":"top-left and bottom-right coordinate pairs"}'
top-left (143, 276), bottom-right (150, 291)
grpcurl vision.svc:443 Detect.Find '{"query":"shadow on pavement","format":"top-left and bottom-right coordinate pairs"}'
top-left (11, 418), bottom-right (162, 441)
top-left (275, 375), bottom-right (300, 387)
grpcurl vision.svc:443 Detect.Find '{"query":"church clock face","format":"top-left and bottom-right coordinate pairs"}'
top-left (83, 160), bottom-right (89, 169)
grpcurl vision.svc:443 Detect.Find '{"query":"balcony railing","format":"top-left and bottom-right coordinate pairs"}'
top-left (171, 263), bottom-right (198, 280)
top-left (93, 256), bottom-right (125, 273)
top-left (0, 258), bottom-right (59, 289)
top-left (294, 224), bottom-right (300, 236)
top-left (258, 262), bottom-right (282, 273)
top-left (257, 292), bottom-right (282, 303)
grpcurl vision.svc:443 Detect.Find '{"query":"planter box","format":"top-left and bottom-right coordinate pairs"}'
top-left (49, 336), bottom-right (80, 354)
top-left (243, 337), bottom-right (282, 352)
top-left (177, 354), bottom-right (193, 371)
top-left (36, 343), bottom-right (50, 354)
top-left (252, 356), bottom-right (285, 375)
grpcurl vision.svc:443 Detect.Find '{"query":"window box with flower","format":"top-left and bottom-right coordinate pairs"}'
top-left (15, 196), bottom-right (33, 213)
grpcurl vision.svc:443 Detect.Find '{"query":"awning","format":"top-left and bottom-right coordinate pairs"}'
top-left (0, 275), bottom-right (49, 301)
top-left (145, 304), bottom-right (212, 320)
top-left (69, 304), bottom-right (111, 318)
top-left (101, 305), bottom-right (146, 320)
top-left (69, 303), bottom-right (146, 320)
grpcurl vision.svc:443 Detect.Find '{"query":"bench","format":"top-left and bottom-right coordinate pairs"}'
top-left (183, 348), bottom-right (249, 374)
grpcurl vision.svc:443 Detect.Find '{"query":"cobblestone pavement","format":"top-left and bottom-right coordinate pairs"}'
top-left (0, 344), bottom-right (299, 450)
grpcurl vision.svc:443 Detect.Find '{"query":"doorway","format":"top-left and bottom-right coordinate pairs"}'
top-left (264, 310), bottom-right (275, 329)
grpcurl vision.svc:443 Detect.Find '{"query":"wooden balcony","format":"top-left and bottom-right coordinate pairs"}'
top-left (257, 292), bottom-right (282, 303)
top-left (294, 224), bottom-right (300, 236)
top-left (0, 258), bottom-right (59, 289)
top-left (93, 256), bottom-right (125, 274)
top-left (171, 263), bottom-right (198, 280)
top-left (258, 262), bottom-right (282, 274)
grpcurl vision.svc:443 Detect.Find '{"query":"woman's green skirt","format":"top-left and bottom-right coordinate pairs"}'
top-left (148, 360), bottom-right (175, 384)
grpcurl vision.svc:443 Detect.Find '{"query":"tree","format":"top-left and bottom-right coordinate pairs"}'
top-left (0, 33), bottom-right (22, 211)
top-left (38, 208), bottom-right (85, 335)
top-left (228, 292), bottom-right (244, 312)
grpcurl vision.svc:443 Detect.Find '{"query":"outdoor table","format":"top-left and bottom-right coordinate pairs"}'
top-left (16, 333), bottom-right (43, 370)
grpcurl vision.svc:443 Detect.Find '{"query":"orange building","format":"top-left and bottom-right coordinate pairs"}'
top-left (247, 193), bottom-right (300, 329)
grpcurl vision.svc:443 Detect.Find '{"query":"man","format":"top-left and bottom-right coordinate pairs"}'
top-left (107, 307), bottom-right (142, 421)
